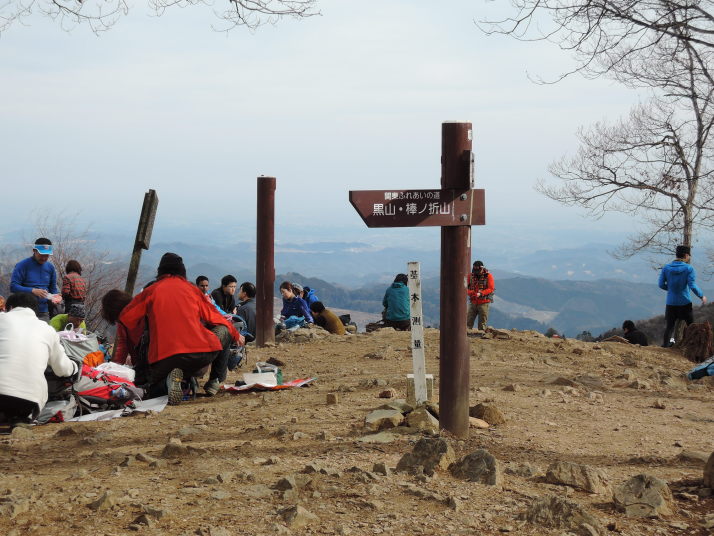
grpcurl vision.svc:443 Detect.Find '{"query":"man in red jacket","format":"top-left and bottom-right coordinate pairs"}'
top-left (467, 260), bottom-right (495, 330)
top-left (119, 253), bottom-right (244, 405)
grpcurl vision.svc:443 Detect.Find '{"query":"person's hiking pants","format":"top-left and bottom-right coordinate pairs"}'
top-left (148, 324), bottom-right (233, 393)
top-left (662, 302), bottom-right (694, 346)
top-left (0, 394), bottom-right (39, 424)
top-left (467, 302), bottom-right (489, 330)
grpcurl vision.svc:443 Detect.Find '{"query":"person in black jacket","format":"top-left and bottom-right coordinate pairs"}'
top-left (622, 320), bottom-right (648, 346)
top-left (211, 275), bottom-right (237, 314)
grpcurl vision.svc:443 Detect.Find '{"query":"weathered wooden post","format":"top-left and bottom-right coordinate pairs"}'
top-left (125, 189), bottom-right (158, 296)
top-left (256, 176), bottom-right (276, 347)
top-left (350, 120), bottom-right (483, 438)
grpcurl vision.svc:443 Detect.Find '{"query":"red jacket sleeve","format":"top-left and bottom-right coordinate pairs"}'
top-left (112, 323), bottom-right (130, 364)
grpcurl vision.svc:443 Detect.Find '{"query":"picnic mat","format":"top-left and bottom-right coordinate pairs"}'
top-left (222, 377), bottom-right (316, 393)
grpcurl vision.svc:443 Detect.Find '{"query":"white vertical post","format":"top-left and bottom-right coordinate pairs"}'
top-left (408, 261), bottom-right (428, 405)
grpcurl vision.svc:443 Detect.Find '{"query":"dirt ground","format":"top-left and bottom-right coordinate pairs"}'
top-left (1, 327), bottom-right (713, 536)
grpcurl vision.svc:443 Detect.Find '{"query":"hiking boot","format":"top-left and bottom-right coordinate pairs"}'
top-left (204, 378), bottom-right (221, 396)
top-left (167, 368), bottom-right (184, 406)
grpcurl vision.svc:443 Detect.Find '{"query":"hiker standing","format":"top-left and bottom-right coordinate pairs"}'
top-left (467, 260), bottom-right (495, 330)
top-left (61, 260), bottom-right (87, 309)
top-left (658, 245), bottom-right (707, 347)
top-left (10, 238), bottom-right (62, 322)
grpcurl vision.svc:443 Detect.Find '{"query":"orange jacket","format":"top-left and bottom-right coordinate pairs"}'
top-left (118, 275), bottom-right (243, 366)
top-left (467, 269), bottom-right (495, 305)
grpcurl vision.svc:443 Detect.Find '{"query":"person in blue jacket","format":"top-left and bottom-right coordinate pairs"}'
top-left (382, 273), bottom-right (411, 330)
top-left (658, 245), bottom-right (707, 347)
top-left (279, 281), bottom-right (313, 323)
top-left (10, 238), bottom-right (60, 322)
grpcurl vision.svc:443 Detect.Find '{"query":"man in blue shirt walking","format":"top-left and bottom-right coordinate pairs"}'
top-left (658, 245), bottom-right (707, 347)
top-left (10, 238), bottom-right (60, 322)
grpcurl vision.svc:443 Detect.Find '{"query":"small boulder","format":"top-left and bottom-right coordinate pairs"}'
top-left (396, 438), bottom-right (455, 476)
top-left (449, 449), bottom-right (502, 486)
top-left (676, 450), bottom-right (709, 466)
top-left (88, 491), bottom-right (115, 511)
top-left (545, 461), bottom-right (611, 495)
top-left (278, 505), bottom-right (318, 529)
top-left (326, 393), bottom-right (339, 405)
top-left (505, 462), bottom-right (542, 478)
top-left (378, 389), bottom-right (397, 399)
top-left (520, 495), bottom-right (605, 535)
top-left (161, 438), bottom-right (189, 458)
top-left (364, 409), bottom-right (404, 431)
top-left (613, 474), bottom-right (676, 517)
top-left (406, 407), bottom-right (439, 434)
top-left (469, 417), bottom-right (489, 429)
top-left (468, 404), bottom-right (506, 425)
top-left (704, 452), bottom-right (714, 488)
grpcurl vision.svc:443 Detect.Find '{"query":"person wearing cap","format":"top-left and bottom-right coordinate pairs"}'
top-left (49, 303), bottom-right (88, 332)
top-left (658, 245), bottom-right (707, 347)
top-left (10, 238), bottom-right (61, 322)
top-left (467, 260), bottom-right (495, 330)
top-left (119, 253), bottom-right (244, 404)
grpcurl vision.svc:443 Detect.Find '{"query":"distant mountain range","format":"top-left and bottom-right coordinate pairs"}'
top-left (1, 230), bottom-right (708, 337)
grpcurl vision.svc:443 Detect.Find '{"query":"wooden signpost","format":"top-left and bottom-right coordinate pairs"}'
top-left (350, 122), bottom-right (484, 437)
top-left (125, 189), bottom-right (159, 296)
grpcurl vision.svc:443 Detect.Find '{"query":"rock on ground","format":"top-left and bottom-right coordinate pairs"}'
top-left (449, 449), bottom-right (503, 486)
top-left (613, 474), bottom-right (676, 518)
top-left (396, 438), bottom-right (455, 476)
top-left (704, 452), bottom-right (714, 488)
top-left (520, 495), bottom-right (605, 536)
top-left (468, 403), bottom-right (506, 425)
top-left (545, 460), bottom-right (611, 495)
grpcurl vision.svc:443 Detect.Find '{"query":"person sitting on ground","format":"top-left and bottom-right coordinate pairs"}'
top-left (279, 281), bottom-right (313, 324)
top-left (119, 253), bottom-right (244, 404)
top-left (0, 293), bottom-right (79, 427)
top-left (302, 286), bottom-right (319, 306)
top-left (101, 289), bottom-right (137, 366)
top-left (622, 320), bottom-right (648, 346)
top-left (310, 301), bottom-right (346, 335)
top-left (235, 282), bottom-right (257, 340)
top-left (61, 260), bottom-right (87, 308)
top-left (211, 275), bottom-right (238, 315)
top-left (382, 273), bottom-right (411, 330)
top-left (196, 275), bottom-right (230, 316)
top-left (49, 303), bottom-right (88, 332)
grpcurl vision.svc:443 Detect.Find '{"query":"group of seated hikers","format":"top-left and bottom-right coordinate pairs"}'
top-left (0, 251), bottom-right (361, 429)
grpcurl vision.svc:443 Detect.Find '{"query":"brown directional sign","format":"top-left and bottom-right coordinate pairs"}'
top-left (349, 188), bottom-right (485, 228)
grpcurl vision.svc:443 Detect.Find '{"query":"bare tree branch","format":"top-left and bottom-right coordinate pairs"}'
top-left (0, 0), bottom-right (318, 34)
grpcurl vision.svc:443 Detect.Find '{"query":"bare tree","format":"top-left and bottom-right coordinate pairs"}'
top-left (28, 212), bottom-right (127, 329)
top-left (0, 0), bottom-right (318, 35)
top-left (481, 0), bottom-right (714, 82)
top-left (483, 0), bottom-right (714, 257)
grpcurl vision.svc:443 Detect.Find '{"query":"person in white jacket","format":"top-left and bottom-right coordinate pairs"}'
top-left (0, 293), bottom-right (78, 426)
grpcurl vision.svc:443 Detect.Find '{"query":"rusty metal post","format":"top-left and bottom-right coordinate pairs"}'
top-left (439, 121), bottom-right (472, 438)
top-left (256, 176), bottom-right (276, 347)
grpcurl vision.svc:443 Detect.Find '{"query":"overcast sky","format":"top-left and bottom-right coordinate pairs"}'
top-left (0, 1), bottom-right (642, 252)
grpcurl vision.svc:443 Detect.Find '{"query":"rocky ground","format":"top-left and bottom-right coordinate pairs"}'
top-left (1, 327), bottom-right (714, 536)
